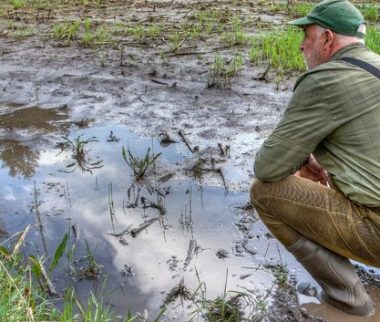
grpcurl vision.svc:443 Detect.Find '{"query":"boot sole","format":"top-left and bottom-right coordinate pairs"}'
top-left (321, 292), bottom-right (375, 317)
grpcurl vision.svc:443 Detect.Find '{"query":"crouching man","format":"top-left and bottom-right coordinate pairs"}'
top-left (251, 0), bottom-right (380, 316)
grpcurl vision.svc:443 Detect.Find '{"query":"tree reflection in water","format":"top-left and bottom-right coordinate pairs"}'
top-left (0, 139), bottom-right (39, 179)
top-left (0, 105), bottom-right (70, 178)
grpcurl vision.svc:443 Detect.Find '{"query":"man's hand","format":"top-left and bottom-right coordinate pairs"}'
top-left (294, 154), bottom-right (330, 186)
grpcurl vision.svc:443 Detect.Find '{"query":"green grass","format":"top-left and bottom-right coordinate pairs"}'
top-left (81, 26), bottom-right (109, 47)
top-left (208, 52), bottom-right (244, 87)
top-left (9, 0), bottom-right (24, 9)
top-left (250, 28), bottom-right (306, 73)
top-left (291, 2), bottom-right (315, 17)
top-left (122, 146), bottom-right (161, 180)
top-left (10, 27), bottom-right (36, 38)
top-left (51, 21), bottom-right (81, 41)
top-left (3, 22), bottom-right (36, 39)
top-left (0, 252), bottom-right (58, 321)
top-left (366, 25), bottom-right (380, 54)
top-left (0, 227), bottom-right (145, 321)
top-left (363, 4), bottom-right (379, 22)
top-left (191, 269), bottom-right (268, 321)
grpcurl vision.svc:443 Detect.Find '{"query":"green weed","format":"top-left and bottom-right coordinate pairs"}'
top-left (81, 26), bottom-right (109, 47)
top-left (5, 22), bottom-right (36, 39)
top-left (160, 48), bottom-right (169, 65)
top-left (51, 21), bottom-right (80, 41)
top-left (209, 52), bottom-right (244, 87)
top-left (129, 24), bottom-right (145, 41)
top-left (168, 31), bottom-right (185, 51)
top-left (269, 2), bottom-right (287, 13)
top-left (146, 24), bottom-right (161, 38)
top-left (193, 158), bottom-right (205, 180)
top-left (9, 0), bottom-right (24, 9)
top-left (84, 18), bottom-right (92, 31)
top-left (0, 224), bottom-right (156, 321)
top-left (222, 31), bottom-right (249, 46)
top-left (0, 254), bottom-right (58, 321)
top-left (49, 232), bottom-right (69, 274)
top-left (274, 264), bottom-right (289, 288)
top-left (61, 134), bottom-right (97, 161)
top-left (363, 4), bottom-right (379, 22)
top-left (10, 27), bottom-right (36, 38)
top-left (62, 289), bottom-right (117, 322)
top-left (254, 27), bottom-right (306, 73)
top-left (59, 135), bottom-right (103, 173)
top-left (187, 24), bottom-right (202, 43)
top-left (366, 25), bottom-right (380, 54)
top-left (76, 240), bottom-right (103, 279)
top-left (291, 2), bottom-right (314, 17)
top-left (248, 44), bottom-right (261, 63)
top-left (122, 146), bottom-right (161, 180)
top-left (191, 269), bottom-right (268, 321)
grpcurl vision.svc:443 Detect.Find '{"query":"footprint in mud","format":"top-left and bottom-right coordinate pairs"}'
top-left (216, 249), bottom-right (229, 259)
top-left (167, 255), bottom-right (180, 271)
top-left (122, 264), bottom-right (134, 277)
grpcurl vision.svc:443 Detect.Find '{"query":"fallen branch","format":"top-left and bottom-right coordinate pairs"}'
top-left (183, 239), bottom-right (197, 270)
top-left (200, 167), bottom-right (228, 190)
top-left (151, 79), bottom-right (170, 86)
top-left (255, 64), bottom-right (271, 82)
top-left (216, 167), bottom-right (228, 190)
top-left (178, 129), bottom-right (198, 153)
top-left (130, 217), bottom-right (159, 238)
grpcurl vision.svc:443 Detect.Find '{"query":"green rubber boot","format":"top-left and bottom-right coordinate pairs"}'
top-left (287, 237), bottom-right (375, 317)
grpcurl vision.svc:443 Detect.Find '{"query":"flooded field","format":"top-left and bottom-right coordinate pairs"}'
top-left (0, 107), bottom-right (283, 320)
top-left (1, 0), bottom-right (380, 321)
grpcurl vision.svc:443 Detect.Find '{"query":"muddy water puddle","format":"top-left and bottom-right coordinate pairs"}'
top-left (0, 105), bottom-right (278, 319)
top-left (1, 105), bottom-right (380, 321)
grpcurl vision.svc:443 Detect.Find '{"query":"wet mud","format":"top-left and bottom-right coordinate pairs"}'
top-left (1, 1), bottom-right (380, 321)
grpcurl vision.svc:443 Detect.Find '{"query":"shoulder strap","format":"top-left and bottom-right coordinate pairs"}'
top-left (339, 57), bottom-right (380, 80)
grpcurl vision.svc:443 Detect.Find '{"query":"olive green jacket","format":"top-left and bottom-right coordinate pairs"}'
top-left (254, 44), bottom-right (380, 206)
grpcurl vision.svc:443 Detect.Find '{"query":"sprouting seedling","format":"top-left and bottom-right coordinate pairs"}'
top-left (49, 232), bottom-right (69, 275)
top-left (122, 146), bottom-right (161, 181)
top-left (190, 268), bottom-right (268, 321)
top-left (193, 158), bottom-right (204, 180)
top-left (76, 240), bottom-right (102, 280)
top-left (61, 134), bottom-right (96, 160)
top-left (59, 135), bottom-right (103, 174)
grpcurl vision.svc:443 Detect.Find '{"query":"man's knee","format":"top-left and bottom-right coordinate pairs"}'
top-left (250, 179), bottom-right (274, 211)
top-left (250, 176), bottom-right (293, 211)
top-left (250, 179), bottom-right (264, 206)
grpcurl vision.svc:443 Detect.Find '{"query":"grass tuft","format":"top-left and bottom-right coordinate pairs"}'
top-left (209, 52), bottom-right (244, 88)
top-left (366, 25), bottom-right (380, 54)
top-left (363, 4), bottom-right (379, 22)
top-left (250, 28), bottom-right (306, 74)
top-left (122, 146), bottom-right (161, 180)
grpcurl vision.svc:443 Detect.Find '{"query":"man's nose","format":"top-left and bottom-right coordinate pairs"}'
top-left (300, 44), bottom-right (304, 52)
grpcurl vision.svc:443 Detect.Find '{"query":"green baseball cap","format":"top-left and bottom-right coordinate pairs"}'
top-left (289, 0), bottom-right (366, 38)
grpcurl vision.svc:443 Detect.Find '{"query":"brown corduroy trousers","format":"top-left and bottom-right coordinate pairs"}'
top-left (250, 176), bottom-right (380, 268)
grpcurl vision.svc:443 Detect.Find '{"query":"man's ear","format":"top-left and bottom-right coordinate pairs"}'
top-left (324, 29), bottom-right (334, 47)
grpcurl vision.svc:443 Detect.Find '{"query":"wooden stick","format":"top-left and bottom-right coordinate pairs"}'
top-left (178, 129), bottom-right (195, 153)
top-left (12, 224), bottom-right (32, 255)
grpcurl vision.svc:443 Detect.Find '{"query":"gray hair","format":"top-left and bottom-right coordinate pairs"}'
top-left (315, 25), bottom-right (365, 45)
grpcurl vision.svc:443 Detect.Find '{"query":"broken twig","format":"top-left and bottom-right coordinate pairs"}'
top-left (178, 130), bottom-right (198, 153)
